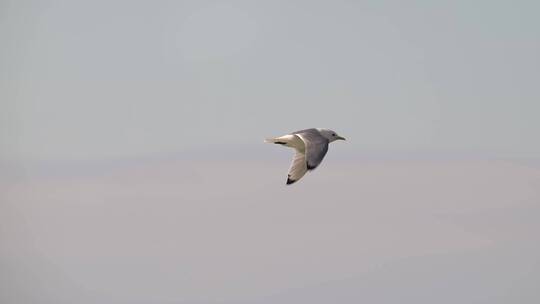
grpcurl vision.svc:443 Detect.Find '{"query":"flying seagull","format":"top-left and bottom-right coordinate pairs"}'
top-left (265, 128), bottom-right (346, 185)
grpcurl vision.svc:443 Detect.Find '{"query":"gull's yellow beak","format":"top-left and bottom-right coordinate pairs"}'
top-left (336, 136), bottom-right (346, 141)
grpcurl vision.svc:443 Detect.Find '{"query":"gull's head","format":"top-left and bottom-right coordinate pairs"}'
top-left (318, 129), bottom-right (346, 143)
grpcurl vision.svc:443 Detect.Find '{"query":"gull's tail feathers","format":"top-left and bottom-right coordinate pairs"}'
top-left (265, 137), bottom-right (288, 145)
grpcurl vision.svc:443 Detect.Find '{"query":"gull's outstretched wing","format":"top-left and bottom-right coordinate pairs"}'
top-left (287, 150), bottom-right (307, 185)
top-left (293, 129), bottom-right (329, 170)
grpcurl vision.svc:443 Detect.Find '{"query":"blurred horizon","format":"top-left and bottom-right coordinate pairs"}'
top-left (1, 0), bottom-right (539, 303)
top-left (2, 158), bottom-right (540, 303)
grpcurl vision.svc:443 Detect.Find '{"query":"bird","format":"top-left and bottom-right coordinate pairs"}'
top-left (265, 128), bottom-right (346, 185)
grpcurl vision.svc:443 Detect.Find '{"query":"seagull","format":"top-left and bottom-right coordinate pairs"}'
top-left (265, 128), bottom-right (346, 185)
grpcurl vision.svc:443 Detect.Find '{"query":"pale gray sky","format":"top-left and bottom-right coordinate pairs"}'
top-left (2, 159), bottom-right (540, 303)
top-left (1, 0), bottom-right (539, 162)
top-left (1, 1), bottom-right (540, 304)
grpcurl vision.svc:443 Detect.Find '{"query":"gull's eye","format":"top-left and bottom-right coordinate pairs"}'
top-left (332, 133), bottom-right (336, 136)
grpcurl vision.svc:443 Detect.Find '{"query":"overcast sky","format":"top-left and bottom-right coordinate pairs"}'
top-left (1, 2), bottom-right (540, 303)
top-left (1, 0), bottom-right (539, 162)
top-left (2, 159), bottom-right (540, 303)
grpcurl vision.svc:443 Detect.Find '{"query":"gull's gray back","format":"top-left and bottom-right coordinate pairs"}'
top-left (292, 128), bottom-right (329, 170)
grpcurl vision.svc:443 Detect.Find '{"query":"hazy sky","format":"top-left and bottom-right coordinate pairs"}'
top-left (1, 2), bottom-right (540, 303)
top-left (1, 0), bottom-right (539, 162)
top-left (2, 159), bottom-right (540, 303)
